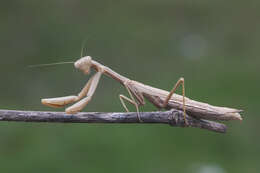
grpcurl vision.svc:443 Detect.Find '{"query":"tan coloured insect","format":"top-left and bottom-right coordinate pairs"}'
top-left (41, 55), bottom-right (242, 124)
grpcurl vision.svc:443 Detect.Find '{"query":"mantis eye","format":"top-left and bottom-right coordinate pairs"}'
top-left (74, 56), bottom-right (92, 74)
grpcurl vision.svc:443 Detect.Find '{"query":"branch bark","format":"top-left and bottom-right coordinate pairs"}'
top-left (0, 109), bottom-right (227, 133)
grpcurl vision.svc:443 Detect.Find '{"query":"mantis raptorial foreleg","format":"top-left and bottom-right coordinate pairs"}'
top-left (41, 73), bottom-right (94, 108)
top-left (66, 71), bottom-right (101, 114)
top-left (162, 77), bottom-right (187, 125)
top-left (119, 85), bottom-right (142, 122)
top-left (42, 71), bottom-right (102, 114)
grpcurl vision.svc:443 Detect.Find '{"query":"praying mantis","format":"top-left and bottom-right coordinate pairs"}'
top-left (41, 56), bottom-right (242, 124)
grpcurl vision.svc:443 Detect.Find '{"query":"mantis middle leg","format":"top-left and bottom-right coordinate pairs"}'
top-left (119, 85), bottom-right (142, 122)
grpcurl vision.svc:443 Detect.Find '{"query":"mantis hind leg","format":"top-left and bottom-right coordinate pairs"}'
top-left (162, 77), bottom-right (187, 125)
top-left (119, 85), bottom-right (142, 122)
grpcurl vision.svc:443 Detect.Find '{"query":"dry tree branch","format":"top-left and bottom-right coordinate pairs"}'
top-left (0, 109), bottom-right (227, 133)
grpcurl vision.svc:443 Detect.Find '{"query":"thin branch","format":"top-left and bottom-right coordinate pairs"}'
top-left (0, 109), bottom-right (227, 133)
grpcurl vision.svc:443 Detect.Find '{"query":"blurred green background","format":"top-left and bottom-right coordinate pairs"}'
top-left (0, 0), bottom-right (259, 173)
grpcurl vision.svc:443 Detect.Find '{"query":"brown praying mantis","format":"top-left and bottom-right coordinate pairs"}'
top-left (41, 56), bottom-right (242, 124)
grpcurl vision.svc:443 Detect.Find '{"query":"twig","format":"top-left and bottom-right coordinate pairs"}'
top-left (0, 109), bottom-right (227, 133)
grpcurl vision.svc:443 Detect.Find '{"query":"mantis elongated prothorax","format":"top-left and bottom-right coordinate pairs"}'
top-left (42, 56), bottom-right (242, 124)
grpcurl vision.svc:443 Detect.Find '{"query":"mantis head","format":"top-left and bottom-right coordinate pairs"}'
top-left (74, 56), bottom-right (92, 74)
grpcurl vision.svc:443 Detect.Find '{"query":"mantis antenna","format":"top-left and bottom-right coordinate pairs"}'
top-left (28, 61), bottom-right (74, 68)
top-left (80, 35), bottom-right (94, 58)
top-left (81, 39), bottom-right (87, 58)
top-left (29, 35), bottom-right (93, 68)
